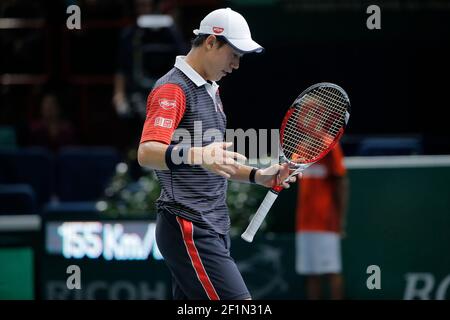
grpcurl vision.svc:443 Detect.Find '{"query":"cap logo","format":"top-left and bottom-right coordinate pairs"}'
top-left (213, 26), bottom-right (224, 34)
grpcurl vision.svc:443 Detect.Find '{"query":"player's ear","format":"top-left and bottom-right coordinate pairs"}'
top-left (205, 35), bottom-right (217, 50)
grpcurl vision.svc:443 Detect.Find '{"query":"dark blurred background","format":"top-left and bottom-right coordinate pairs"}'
top-left (1, 0), bottom-right (450, 301)
top-left (1, 0), bottom-right (449, 155)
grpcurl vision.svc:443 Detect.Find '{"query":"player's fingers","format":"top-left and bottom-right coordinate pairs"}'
top-left (289, 176), bottom-right (296, 183)
top-left (224, 157), bottom-right (241, 170)
top-left (278, 163), bottom-right (290, 180)
top-left (216, 169), bottom-right (231, 179)
top-left (225, 151), bottom-right (247, 162)
top-left (275, 170), bottom-right (280, 185)
top-left (222, 142), bottom-right (233, 149)
top-left (220, 165), bottom-right (236, 176)
top-left (282, 181), bottom-right (290, 189)
top-left (263, 163), bottom-right (281, 176)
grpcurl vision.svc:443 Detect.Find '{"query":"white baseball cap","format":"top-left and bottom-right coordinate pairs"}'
top-left (193, 8), bottom-right (264, 54)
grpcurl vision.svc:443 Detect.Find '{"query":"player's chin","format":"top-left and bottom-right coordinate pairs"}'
top-left (216, 71), bottom-right (228, 81)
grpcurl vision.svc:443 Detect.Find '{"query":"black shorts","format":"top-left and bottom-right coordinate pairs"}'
top-left (155, 209), bottom-right (251, 300)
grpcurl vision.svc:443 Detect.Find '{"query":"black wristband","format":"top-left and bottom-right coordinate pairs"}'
top-left (249, 167), bottom-right (258, 184)
top-left (165, 144), bottom-right (190, 171)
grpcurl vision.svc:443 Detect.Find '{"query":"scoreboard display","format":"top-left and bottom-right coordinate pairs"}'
top-left (41, 217), bottom-right (171, 300)
top-left (46, 221), bottom-right (163, 261)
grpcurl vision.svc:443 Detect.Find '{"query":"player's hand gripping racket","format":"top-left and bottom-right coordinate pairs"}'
top-left (241, 83), bottom-right (351, 242)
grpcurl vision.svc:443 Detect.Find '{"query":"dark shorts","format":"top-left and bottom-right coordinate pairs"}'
top-left (155, 209), bottom-right (251, 300)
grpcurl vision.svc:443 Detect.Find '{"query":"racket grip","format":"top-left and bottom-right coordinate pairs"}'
top-left (241, 190), bottom-right (279, 243)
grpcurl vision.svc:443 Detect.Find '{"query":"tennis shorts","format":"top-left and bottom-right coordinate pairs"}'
top-left (155, 209), bottom-right (251, 300)
top-left (295, 231), bottom-right (342, 275)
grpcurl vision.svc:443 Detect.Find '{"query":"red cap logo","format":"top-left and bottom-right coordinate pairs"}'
top-left (213, 26), bottom-right (224, 34)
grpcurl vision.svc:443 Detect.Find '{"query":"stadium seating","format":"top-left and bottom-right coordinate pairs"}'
top-left (0, 147), bottom-right (54, 206)
top-left (356, 137), bottom-right (423, 156)
top-left (0, 126), bottom-right (17, 150)
top-left (0, 184), bottom-right (36, 215)
top-left (43, 201), bottom-right (99, 217)
top-left (55, 147), bottom-right (120, 201)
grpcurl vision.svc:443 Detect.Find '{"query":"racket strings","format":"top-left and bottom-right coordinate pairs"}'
top-left (317, 87), bottom-right (348, 109)
top-left (282, 87), bottom-right (348, 162)
top-left (289, 92), bottom-right (346, 136)
top-left (312, 88), bottom-right (348, 132)
top-left (287, 103), bottom-right (341, 139)
top-left (283, 97), bottom-right (345, 144)
top-left (283, 128), bottom-right (333, 162)
top-left (283, 129), bottom-right (330, 160)
top-left (294, 89), bottom-right (348, 133)
top-left (282, 123), bottom-right (331, 153)
top-left (302, 91), bottom-right (347, 131)
top-left (287, 105), bottom-right (344, 153)
top-left (300, 94), bottom-right (345, 136)
top-left (283, 121), bottom-right (331, 160)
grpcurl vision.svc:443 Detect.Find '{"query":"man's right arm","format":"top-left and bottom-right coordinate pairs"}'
top-left (137, 141), bottom-right (170, 170)
top-left (137, 140), bottom-right (246, 177)
top-left (137, 83), bottom-right (186, 170)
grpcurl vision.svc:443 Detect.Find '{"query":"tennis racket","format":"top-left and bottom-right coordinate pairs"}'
top-left (241, 82), bottom-right (351, 242)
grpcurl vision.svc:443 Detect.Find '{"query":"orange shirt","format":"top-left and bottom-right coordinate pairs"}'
top-left (295, 144), bottom-right (346, 233)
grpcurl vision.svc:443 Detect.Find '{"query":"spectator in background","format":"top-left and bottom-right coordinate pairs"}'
top-left (112, 0), bottom-right (185, 119)
top-left (112, 0), bottom-right (185, 153)
top-left (112, 0), bottom-right (154, 119)
top-left (29, 93), bottom-right (77, 152)
top-left (295, 143), bottom-right (349, 300)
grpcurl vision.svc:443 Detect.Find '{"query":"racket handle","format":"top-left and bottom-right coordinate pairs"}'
top-left (241, 190), bottom-right (279, 243)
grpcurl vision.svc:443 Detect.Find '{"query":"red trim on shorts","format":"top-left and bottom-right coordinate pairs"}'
top-left (176, 216), bottom-right (220, 300)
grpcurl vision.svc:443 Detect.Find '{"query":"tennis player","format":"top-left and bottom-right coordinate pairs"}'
top-left (138, 8), bottom-right (296, 300)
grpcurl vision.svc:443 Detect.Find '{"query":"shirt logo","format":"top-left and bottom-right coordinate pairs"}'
top-left (154, 116), bottom-right (173, 128)
top-left (158, 99), bottom-right (177, 110)
top-left (213, 26), bottom-right (224, 34)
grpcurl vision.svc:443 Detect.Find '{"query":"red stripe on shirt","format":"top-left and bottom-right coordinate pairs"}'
top-left (176, 216), bottom-right (220, 300)
top-left (140, 83), bottom-right (186, 145)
